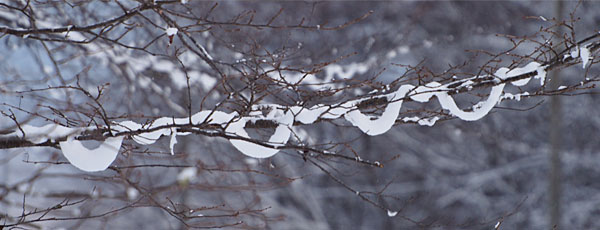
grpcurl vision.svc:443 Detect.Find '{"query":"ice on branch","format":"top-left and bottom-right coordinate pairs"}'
top-left (59, 136), bottom-right (124, 172)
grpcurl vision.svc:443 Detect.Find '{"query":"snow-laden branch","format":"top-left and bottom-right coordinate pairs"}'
top-left (1, 33), bottom-right (598, 172)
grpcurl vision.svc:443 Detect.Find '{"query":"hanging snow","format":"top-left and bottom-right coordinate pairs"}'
top-left (437, 83), bottom-right (505, 121)
top-left (580, 46), bottom-right (591, 69)
top-left (344, 85), bottom-right (414, 136)
top-left (169, 128), bottom-right (178, 155)
top-left (59, 136), bottom-right (124, 172)
top-left (226, 109), bottom-right (293, 158)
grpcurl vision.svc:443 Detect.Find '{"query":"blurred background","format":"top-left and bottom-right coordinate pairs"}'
top-left (1, 1), bottom-right (600, 229)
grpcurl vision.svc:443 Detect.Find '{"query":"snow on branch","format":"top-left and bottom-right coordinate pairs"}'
top-left (0, 53), bottom-right (594, 172)
top-left (0, 3), bottom-right (599, 174)
top-left (1, 32), bottom-right (599, 170)
top-left (59, 136), bottom-right (124, 172)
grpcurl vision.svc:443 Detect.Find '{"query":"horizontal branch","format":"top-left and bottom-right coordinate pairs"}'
top-left (0, 36), bottom-right (597, 148)
top-left (349, 36), bottom-right (600, 112)
top-left (0, 136), bottom-right (58, 149)
top-left (0, 1), bottom-right (178, 36)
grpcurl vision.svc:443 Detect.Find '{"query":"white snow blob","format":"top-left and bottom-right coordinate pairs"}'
top-left (59, 136), bottom-right (124, 172)
top-left (226, 109), bottom-right (293, 158)
top-left (437, 83), bottom-right (505, 121)
top-left (344, 85), bottom-right (415, 135)
top-left (580, 46), bottom-right (592, 69)
top-left (4, 60), bottom-right (551, 162)
top-left (387, 210), bottom-right (398, 217)
top-left (165, 27), bottom-right (178, 36)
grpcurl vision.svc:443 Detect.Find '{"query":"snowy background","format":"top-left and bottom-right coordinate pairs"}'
top-left (1, 1), bottom-right (600, 229)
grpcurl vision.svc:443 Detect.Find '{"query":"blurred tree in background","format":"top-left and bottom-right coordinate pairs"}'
top-left (1, 1), bottom-right (599, 229)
